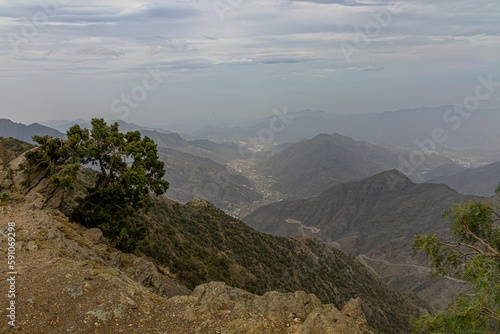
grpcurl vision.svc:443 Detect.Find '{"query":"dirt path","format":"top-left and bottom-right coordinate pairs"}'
top-left (357, 254), bottom-right (467, 284)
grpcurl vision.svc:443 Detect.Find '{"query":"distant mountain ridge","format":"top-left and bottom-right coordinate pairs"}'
top-left (142, 130), bottom-right (251, 165)
top-left (1, 118), bottom-right (260, 211)
top-left (257, 133), bottom-right (453, 198)
top-left (191, 106), bottom-right (500, 153)
top-left (257, 133), bottom-right (399, 198)
top-left (422, 162), bottom-right (469, 181)
top-left (40, 118), bottom-right (172, 134)
top-left (0, 118), bottom-right (64, 143)
top-left (428, 161), bottom-right (500, 196)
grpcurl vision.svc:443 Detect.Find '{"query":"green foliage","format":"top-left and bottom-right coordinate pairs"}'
top-left (413, 194), bottom-right (500, 333)
top-left (137, 198), bottom-right (426, 334)
top-left (0, 137), bottom-right (34, 164)
top-left (23, 119), bottom-right (169, 251)
top-left (22, 135), bottom-right (82, 189)
top-left (0, 191), bottom-right (12, 204)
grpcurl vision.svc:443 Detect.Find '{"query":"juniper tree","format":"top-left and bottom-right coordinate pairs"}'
top-left (413, 183), bottom-right (500, 333)
top-left (24, 118), bottom-right (169, 251)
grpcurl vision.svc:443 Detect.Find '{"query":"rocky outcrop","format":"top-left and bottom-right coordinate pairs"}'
top-left (168, 281), bottom-right (374, 334)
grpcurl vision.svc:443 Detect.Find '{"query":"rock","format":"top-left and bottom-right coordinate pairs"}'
top-left (341, 297), bottom-right (371, 330)
top-left (45, 230), bottom-right (58, 240)
top-left (25, 241), bottom-right (39, 252)
top-left (67, 285), bottom-right (84, 299)
top-left (126, 296), bottom-right (138, 308)
top-left (8, 154), bottom-right (28, 191)
top-left (47, 277), bottom-right (59, 284)
top-left (116, 253), bottom-right (190, 298)
top-left (173, 282), bottom-right (375, 334)
top-left (30, 193), bottom-right (45, 210)
top-left (86, 307), bottom-right (112, 322)
top-left (187, 198), bottom-right (212, 207)
top-left (113, 305), bottom-right (128, 319)
top-left (83, 228), bottom-right (103, 244)
top-left (289, 303), bottom-right (373, 334)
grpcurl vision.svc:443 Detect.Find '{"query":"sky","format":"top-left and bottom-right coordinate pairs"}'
top-left (0, 0), bottom-right (499, 127)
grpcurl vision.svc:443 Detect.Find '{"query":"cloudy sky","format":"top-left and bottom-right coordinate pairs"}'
top-left (1, 0), bottom-right (499, 126)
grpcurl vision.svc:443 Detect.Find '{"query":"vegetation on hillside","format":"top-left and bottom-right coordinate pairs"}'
top-left (413, 183), bottom-right (500, 333)
top-left (0, 137), bottom-right (34, 163)
top-left (21, 119), bottom-right (169, 250)
top-left (138, 197), bottom-right (427, 334)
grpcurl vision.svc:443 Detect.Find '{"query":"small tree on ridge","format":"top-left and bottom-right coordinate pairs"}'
top-left (24, 118), bottom-right (169, 251)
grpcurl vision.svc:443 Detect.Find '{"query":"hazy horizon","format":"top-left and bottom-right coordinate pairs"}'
top-left (9, 104), bottom-right (496, 132)
top-left (1, 0), bottom-right (499, 125)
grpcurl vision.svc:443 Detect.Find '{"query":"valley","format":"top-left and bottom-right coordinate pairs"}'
top-left (226, 158), bottom-right (285, 218)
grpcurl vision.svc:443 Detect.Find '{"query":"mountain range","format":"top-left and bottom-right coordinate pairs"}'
top-left (40, 118), bottom-right (172, 135)
top-left (243, 170), bottom-right (477, 309)
top-left (141, 130), bottom-right (250, 165)
top-left (190, 107), bottom-right (500, 165)
top-left (257, 133), bottom-right (453, 198)
top-left (0, 118), bottom-right (64, 144)
top-left (138, 131), bottom-right (261, 210)
top-left (427, 160), bottom-right (500, 197)
top-left (3, 115), bottom-right (495, 316)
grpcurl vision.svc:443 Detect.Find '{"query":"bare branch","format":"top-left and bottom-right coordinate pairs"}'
top-left (464, 225), bottom-right (500, 257)
top-left (492, 210), bottom-right (500, 221)
top-left (442, 240), bottom-right (487, 256)
top-left (484, 307), bottom-right (500, 323)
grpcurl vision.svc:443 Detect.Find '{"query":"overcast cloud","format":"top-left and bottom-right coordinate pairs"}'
top-left (0, 0), bottom-right (499, 126)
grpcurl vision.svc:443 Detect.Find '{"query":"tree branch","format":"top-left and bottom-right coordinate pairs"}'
top-left (442, 240), bottom-right (487, 256)
top-left (464, 225), bottom-right (500, 257)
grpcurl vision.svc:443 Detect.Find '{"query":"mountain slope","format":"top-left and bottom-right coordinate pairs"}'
top-left (244, 170), bottom-right (476, 262)
top-left (0, 137), bottom-right (33, 165)
top-left (159, 147), bottom-right (261, 211)
top-left (422, 162), bottom-right (469, 181)
top-left (243, 170), bottom-right (476, 308)
top-left (143, 130), bottom-right (250, 165)
top-left (427, 161), bottom-right (500, 196)
top-left (139, 197), bottom-right (427, 333)
top-left (257, 133), bottom-right (400, 198)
